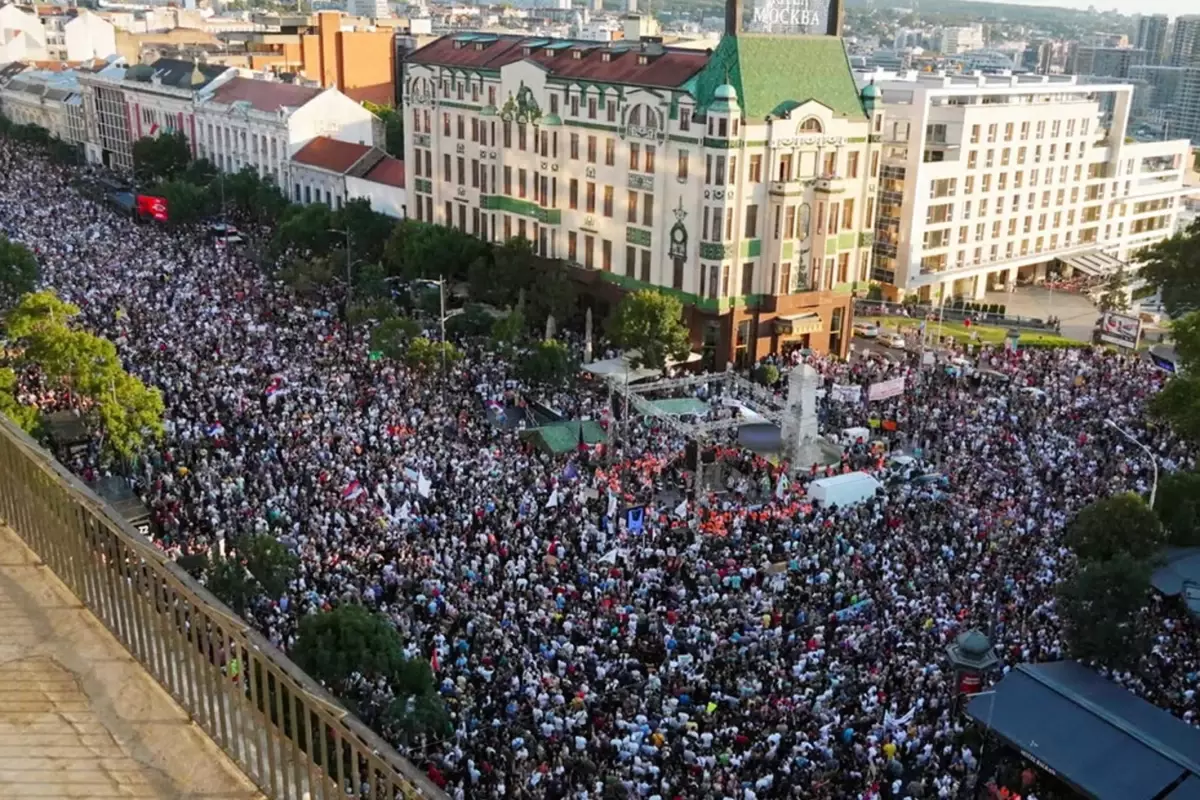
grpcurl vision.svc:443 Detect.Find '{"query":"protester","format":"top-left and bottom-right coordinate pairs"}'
top-left (1, 139), bottom-right (1195, 800)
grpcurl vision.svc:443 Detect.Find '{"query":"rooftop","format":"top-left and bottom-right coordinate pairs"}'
top-left (207, 76), bottom-right (321, 112)
top-left (292, 136), bottom-right (375, 174)
top-left (362, 155), bottom-right (404, 188)
top-left (125, 58), bottom-right (227, 91)
top-left (408, 34), bottom-right (709, 90)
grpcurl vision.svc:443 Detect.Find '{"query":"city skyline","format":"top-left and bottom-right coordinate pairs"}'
top-left (962, 0), bottom-right (1193, 17)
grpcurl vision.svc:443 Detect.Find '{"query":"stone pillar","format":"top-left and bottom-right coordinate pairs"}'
top-left (782, 364), bottom-right (822, 468)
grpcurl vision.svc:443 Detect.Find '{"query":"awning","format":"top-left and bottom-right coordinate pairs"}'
top-left (966, 661), bottom-right (1200, 800)
top-left (1058, 249), bottom-right (1126, 277)
top-left (775, 312), bottom-right (823, 336)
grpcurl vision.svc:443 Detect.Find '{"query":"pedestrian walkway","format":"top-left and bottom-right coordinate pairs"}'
top-left (0, 524), bottom-right (262, 800)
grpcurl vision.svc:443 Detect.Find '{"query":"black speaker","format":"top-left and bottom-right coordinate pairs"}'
top-left (685, 441), bottom-right (699, 470)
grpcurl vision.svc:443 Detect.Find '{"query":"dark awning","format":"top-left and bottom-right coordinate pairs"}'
top-left (967, 661), bottom-right (1200, 800)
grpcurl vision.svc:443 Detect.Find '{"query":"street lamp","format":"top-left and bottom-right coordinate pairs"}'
top-left (1104, 419), bottom-right (1159, 508)
top-left (415, 277), bottom-right (460, 403)
top-left (327, 226), bottom-right (358, 346)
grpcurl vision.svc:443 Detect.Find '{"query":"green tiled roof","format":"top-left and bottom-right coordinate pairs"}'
top-left (687, 34), bottom-right (866, 121)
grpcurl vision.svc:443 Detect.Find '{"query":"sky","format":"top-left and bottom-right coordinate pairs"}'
top-left (962, 0), bottom-right (1191, 15)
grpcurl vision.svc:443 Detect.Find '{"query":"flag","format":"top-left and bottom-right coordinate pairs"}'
top-left (342, 480), bottom-right (365, 502)
top-left (430, 647), bottom-right (440, 673)
top-left (417, 473), bottom-right (432, 498)
top-left (205, 422), bottom-right (224, 438)
top-left (546, 488), bottom-right (560, 508)
top-left (606, 492), bottom-right (618, 519)
top-left (577, 423), bottom-right (588, 452)
top-left (148, 123), bottom-right (159, 136)
top-left (485, 399), bottom-right (506, 422)
top-left (673, 499), bottom-right (688, 518)
top-left (775, 473), bottom-right (790, 501)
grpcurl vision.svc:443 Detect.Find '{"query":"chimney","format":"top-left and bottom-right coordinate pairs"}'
top-left (724, 0), bottom-right (741, 36)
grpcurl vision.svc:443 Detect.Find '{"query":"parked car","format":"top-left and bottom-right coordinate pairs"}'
top-left (853, 321), bottom-right (880, 338)
top-left (207, 222), bottom-right (245, 244)
top-left (881, 332), bottom-right (907, 350)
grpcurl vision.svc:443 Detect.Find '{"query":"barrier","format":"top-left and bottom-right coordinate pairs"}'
top-left (0, 417), bottom-right (446, 800)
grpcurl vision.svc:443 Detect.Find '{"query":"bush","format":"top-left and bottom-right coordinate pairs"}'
top-left (754, 363), bottom-right (780, 386)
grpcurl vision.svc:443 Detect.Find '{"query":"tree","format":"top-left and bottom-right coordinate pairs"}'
top-left (292, 603), bottom-right (408, 688)
top-left (526, 261), bottom-right (578, 333)
top-left (404, 337), bottom-right (462, 372)
top-left (4, 291), bottom-right (164, 460)
top-left (0, 367), bottom-right (39, 432)
top-left (1097, 266), bottom-right (1130, 313)
top-left (333, 198), bottom-right (395, 265)
top-left (152, 179), bottom-right (215, 227)
top-left (1154, 471), bottom-right (1200, 547)
top-left (1056, 553), bottom-right (1151, 667)
top-left (519, 339), bottom-right (574, 387)
top-left (278, 256), bottom-right (337, 300)
top-left (242, 533), bottom-right (299, 600)
top-left (1065, 492), bottom-right (1165, 564)
top-left (370, 316), bottom-right (421, 360)
top-left (132, 132), bottom-right (191, 183)
top-left (181, 157), bottom-right (220, 187)
top-left (489, 306), bottom-right (525, 349)
top-left (205, 551), bottom-right (258, 614)
top-left (467, 238), bottom-right (535, 308)
top-left (363, 101), bottom-right (404, 159)
top-left (754, 363), bottom-right (781, 386)
top-left (1149, 312), bottom-right (1200, 442)
top-left (1140, 218), bottom-right (1200, 317)
top-left (0, 235), bottom-right (39, 309)
top-left (383, 220), bottom-right (487, 282)
top-left (609, 290), bottom-right (691, 370)
top-left (222, 167), bottom-right (288, 224)
top-left (273, 203), bottom-right (338, 257)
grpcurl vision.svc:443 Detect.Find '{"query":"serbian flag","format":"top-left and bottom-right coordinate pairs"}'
top-left (148, 122), bottom-right (159, 136)
top-left (485, 399), bottom-right (506, 422)
top-left (342, 480), bottom-right (365, 502)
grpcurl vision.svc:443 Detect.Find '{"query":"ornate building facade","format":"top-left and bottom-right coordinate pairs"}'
top-left (402, 30), bottom-right (881, 365)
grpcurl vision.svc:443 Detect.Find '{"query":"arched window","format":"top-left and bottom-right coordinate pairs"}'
top-left (798, 117), bottom-right (823, 133)
top-left (627, 103), bottom-right (661, 130)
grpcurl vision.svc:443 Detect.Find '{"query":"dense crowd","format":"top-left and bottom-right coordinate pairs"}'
top-left (1, 139), bottom-right (1197, 800)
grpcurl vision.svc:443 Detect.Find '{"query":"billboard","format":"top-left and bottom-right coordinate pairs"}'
top-left (749, 0), bottom-right (840, 35)
top-left (135, 194), bottom-right (168, 222)
top-left (1097, 312), bottom-right (1142, 349)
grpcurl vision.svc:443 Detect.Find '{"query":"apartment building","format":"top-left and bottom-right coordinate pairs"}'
top-left (0, 66), bottom-right (89, 144)
top-left (0, 6), bottom-right (115, 63)
top-left (1170, 16), bottom-right (1200, 67)
top-left (76, 60), bottom-right (132, 170)
top-left (403, 28), bottom-right (882, 365)
top-left (861, 72), bottom-right (1190, 300)
top-left (193, 77), bottom-right (376, 188)
top-left (1135, 14), bottom-right (1169, 66)
top-left (288, 136), bottom-right (406, 218)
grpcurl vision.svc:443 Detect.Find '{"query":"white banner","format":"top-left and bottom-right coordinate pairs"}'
top-left (867, 376), bottom-right (906, 402)
top-left (830, 384), bottom-right (862, 403)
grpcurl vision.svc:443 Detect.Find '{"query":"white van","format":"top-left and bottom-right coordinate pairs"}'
top-left (809, 471), bottom-right (882, 508)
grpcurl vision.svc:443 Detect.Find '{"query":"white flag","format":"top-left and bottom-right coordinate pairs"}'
top-left (775, 473), bottom-right (790, 501)
top-left (546, 488), bottom-right (560, 508)
top-left (417, 473), bottom-right (432, 498)
top-left (673, 499), bottom-right (688, 518)
top-left (606, 492), bottom-right (618, 519)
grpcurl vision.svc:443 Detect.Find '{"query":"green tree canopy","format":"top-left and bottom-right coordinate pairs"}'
top-left (489, 305), bottom-right (525, 349)
top-left (292, 603), bottom-right (409, 687)
top-left (221, 167), bottom-right (289, 224)
top-left (273, 203), bottom-right (338, 257)
top-left (1065, 492), bottom-right (1165, 564)
top-left (363, 101), bottom-right (404, 159)
top-left (370, 316), bottom-right (421, 360)
top-left (278, 256), bottom-right (337, 300)
top-left (1154, 471), bottom-right (1200, 548)
top-left (384, 220), bottom-right (487, 282)
top-left (1140, 218), bottom-right (1200, 317)
top-left (2, 291), bottom-right (164, 459)
top-left (468, 238), bottom-right (535, 308)
top-left (132, 132), bottom-right (192, 184)
top-left (333, 198), bottom-right (395, 265)
top-left (1056, 553), bottom-right (1151, 667)
top-left (1149, 312), bottom-right (1200, 441)
top-left (0, 235), bottom-right (39, 309)
top-left (609, 290), bottom-right (691, 370)
top-left (1097, 266), bottom-right (1130, 313)
top-left (404, 336), bottom-right (462, 372)
top-left (152, 179), bottom-right (215, 227)
top-left (519, 339), bottom-right (575, 387)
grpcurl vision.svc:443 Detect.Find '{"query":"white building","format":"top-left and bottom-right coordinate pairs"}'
top-left (0, 6), bottom-right (115, 63)
top-left (0, 67), bottom-right (88, 144)
top-left (0, 4), bottom-right (47, 63)
top-left (194, 77), bottom-right (379, 189)
top-left (77, 61), bottom-right (132, 170)
top-left (289, 136), bottom-right (406, 217)
top-left (348, 0), bottom-right (391, 19)
top-left (936, 25), bottom-right (984, 56)
top-left (861, 71), bottom-right (1191, 299)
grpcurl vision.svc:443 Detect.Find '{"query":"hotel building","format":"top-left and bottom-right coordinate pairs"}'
top-left (401, 20), bottom-right (881, 366)
top-left (862, 72), bottom-right (1191, 300)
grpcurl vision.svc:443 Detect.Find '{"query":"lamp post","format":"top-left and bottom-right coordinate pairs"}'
top-left (327, 226), bottom-right (356, 347)
top-left (416, 278), bottom-right (460, 404)
top-left (1104, 419), bottom-right (1158, 508)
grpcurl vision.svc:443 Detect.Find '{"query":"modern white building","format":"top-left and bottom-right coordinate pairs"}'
top-left (936, 25), bottom-right (984, 56)
top-left (77, 61), bottom-right (132, 170)
top-left (348, 0), bottom-right (391, 19)
top-left (194, 77), bottom-right (379, 189)
top-left (860, 71), bottom-right (1191, 300)
top-left (0, 4), bottom-right (47, 63)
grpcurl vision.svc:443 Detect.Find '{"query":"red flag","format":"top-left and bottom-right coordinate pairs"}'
top-left (430, 647), bottom-right (440, 673)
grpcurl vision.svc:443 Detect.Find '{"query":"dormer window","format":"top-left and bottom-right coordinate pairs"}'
top-left (475, 42), bottom-right (485, 51)
top-left (573, 50), bottom-right (583, 60)
top-left (545, 48), bottom-right (556, 57)
top-left (637, 54), bottom-right (649, 65)
top-left (522, 46), bottom-right (533, 56)
top-left (601, 52), bottom-right (611, 62)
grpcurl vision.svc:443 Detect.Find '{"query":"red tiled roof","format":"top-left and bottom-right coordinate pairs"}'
top-left (364, 155), bottom-right (404, 188)
top-left (344, 82), bottom-right (394, 107)
top-left (408, 35), bottom-right (709, 89)
top-left (209, 76), bottom-right (322, 112)
top-left (292, 136), bottom-right (372, 174)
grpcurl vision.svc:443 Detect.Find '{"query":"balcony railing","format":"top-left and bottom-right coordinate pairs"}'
top-left (0, 418), bottom-right (444, 800)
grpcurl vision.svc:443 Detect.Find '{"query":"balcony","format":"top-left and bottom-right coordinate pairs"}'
top-left (0, 419), bottom-right (443, 800)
